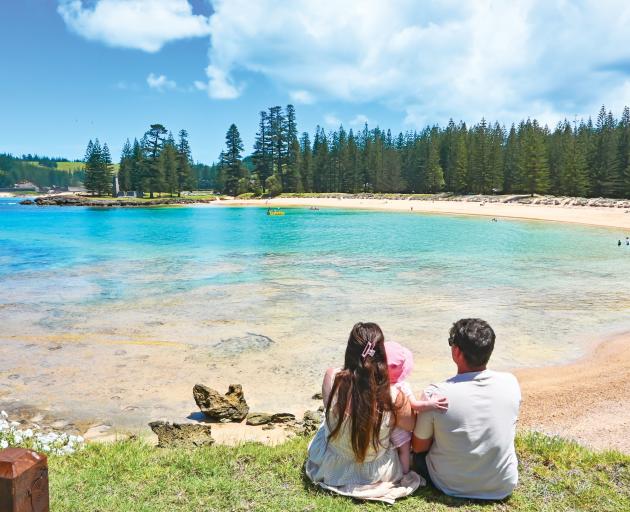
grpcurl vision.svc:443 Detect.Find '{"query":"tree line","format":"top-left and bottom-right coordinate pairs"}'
top-left (214, 104), bottom-right (630, 199)
top-left (0, 154), bottom-right (84, 189)
top-left (83, 124), bottom-right (195, 197)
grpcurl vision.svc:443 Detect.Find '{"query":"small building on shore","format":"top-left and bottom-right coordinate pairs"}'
top-left (13, 181), bottom-right (40, 192)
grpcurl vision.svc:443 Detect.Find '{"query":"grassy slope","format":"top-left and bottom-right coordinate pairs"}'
top-left (49, 432), bottom-right (629, 512)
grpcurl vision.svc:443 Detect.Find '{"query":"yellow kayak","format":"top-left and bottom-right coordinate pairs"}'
top-left (267, 209), bottom-right (285, 216)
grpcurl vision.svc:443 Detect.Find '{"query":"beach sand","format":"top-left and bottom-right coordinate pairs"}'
top-left (515, 332), bottom-right (630, 453)
top-left (224, 197), bottom-right (630, 230)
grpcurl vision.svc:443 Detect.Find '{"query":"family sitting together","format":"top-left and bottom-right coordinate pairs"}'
top-left (305, 318), bottom-right (521, 504)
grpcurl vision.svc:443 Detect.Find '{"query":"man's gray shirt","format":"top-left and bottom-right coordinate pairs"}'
top-left (414, 370), bottom-right (521, 499)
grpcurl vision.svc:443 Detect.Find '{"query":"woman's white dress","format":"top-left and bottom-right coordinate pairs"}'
top-left (305, 387), bottom-right (423, 504)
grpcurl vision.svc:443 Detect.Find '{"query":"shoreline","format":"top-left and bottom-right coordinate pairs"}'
top-left (514, 331), bottom-right (630, 453)
top-left (222, 196), bottom-right (630, 230)
top-left (10, 192), bottom-right (630, 230)
top-left (3, 331), bottom-right (628, 452)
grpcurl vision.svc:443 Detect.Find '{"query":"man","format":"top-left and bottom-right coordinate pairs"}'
top-left (412, 318), bottom-right (521, 499)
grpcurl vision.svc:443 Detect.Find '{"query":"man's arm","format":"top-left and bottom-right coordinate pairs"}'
top-left (412, 388), bottom-right (437, 452)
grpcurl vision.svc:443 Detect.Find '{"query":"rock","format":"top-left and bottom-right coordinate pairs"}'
top-left (246, 413), bottom-right (273, 426)
top-left (271, 412), bottom-right (296, 424)
top-left (311, 392), bottom-right (323, 400)
top-left (193, 383), bottom-right (249, 422)
top-left (149, 421), bottom-right (215, 448)
top-left (301, 410), bottom-right (323, 435)
top-left (262, 424), bottom-right (275, 430)
top-left (213, 332), bottom-right (274, 356)
top-left (19, 199), bottom-right (33, 205)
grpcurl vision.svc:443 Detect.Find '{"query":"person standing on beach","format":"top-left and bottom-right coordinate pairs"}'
top-left (412, 318), bottom-right (521, 499)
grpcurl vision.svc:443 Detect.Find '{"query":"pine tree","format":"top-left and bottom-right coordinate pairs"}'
top-left (100, 143), bottom-right (114, 196)
top-left (518, 120), bottom-right (550, 194)
top-left (503, 125), bottom-right (519, 193)
top-left (83, 140), bottom-right (97, 194)
top-left (424, 130), bottom-right (445, 192)
top-left (176, 129), bottom-right (194, 195)
top-left (143, 124), bottom-right (168, 198)
top-left (591, 106), bottom-right (619, 196)
top-left (452, 131), bottom-right (468, 194)
top-left (118, 139), bottom-right (133, 193)
top-left (130, 138), bottom-right (145, 197)
top-left (253, 112), bottom-right (272, 193)
top-left (223, 124), bottom-right (245, 196)
top-left (617, 106), bottom-right (630, 198)
top-left (558, 122), bottom-right (588, 197)
top-left (283, 104), bottom-right (301, 192)
top-left (161, 133), bottom-right (178, 196)
top-left (299, 132), bottom-right (313, 192)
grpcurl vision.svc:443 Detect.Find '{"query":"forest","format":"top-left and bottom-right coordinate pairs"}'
top-left (214, 104), bottom-right (630, 199)
top-left (3, 104), bottom-right (630, 199)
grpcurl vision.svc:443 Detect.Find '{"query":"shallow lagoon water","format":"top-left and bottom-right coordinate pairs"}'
top-left (1, 198), bottom-right (629, 426)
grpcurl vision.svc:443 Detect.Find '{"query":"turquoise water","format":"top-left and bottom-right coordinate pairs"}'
top-left (1, 197), bottom-right (630, 422)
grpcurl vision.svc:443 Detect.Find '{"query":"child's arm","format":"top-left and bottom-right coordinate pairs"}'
top-left (409, 391), bottom-right (448, 413)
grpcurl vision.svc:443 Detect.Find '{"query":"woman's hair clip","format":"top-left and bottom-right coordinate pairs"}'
top-left (361, 340), bottom-right (376, 359)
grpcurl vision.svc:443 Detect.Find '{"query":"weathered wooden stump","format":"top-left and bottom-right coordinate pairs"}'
top-left (0, 448), bottom-right (49, 512)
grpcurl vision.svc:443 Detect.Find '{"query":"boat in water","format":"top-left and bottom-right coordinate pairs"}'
top-left (267, 208), bottom-right (285, 216)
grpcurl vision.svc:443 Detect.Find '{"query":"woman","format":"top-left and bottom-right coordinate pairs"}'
top-left (305, 322), bottom-right (422, 503)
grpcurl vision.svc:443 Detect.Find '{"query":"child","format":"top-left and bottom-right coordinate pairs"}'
top-left (385, 341), bottom-right (449, 474)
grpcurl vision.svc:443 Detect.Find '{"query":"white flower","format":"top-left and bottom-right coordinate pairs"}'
top-left (0, 439), bottom-right (8, 449)
top-left (0, 411), bottom-right (7, 419)
top-left (22, 429), bottom-right (33, 439)
top-left (41, 445), bottom-right (50, 452)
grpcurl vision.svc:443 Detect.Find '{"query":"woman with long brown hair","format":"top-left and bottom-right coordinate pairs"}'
top-left (305, 322), bottom-right (422, 503)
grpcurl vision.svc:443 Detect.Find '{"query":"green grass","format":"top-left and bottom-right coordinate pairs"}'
top-left (55, 161), bottom-right (86, 172)
top-left (48, 432), bottom-right (629, 511)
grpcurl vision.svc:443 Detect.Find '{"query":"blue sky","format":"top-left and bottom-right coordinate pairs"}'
top-left (2, 0), bottom-right (630, 164)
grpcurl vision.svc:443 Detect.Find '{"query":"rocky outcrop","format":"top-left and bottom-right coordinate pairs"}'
top-left (19, 199), bottom-right (34, 205)
top-left (270, 412), bottom-right (296, 424)
top-left (149, 421), bottom-right (215, 448)
top-left (246, 413), bottom-right (272, 426)
top-left (300, 410), bottom-right (323, 435)
top-left (193, 384), bottom-right (249, 422)
top-left (213, 333), bottom-right (274, 356)
top-left (29, 195), bottom-right (216, 207)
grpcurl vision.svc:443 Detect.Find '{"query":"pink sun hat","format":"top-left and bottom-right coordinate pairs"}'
top-left (384, 341), bottom-right (414, 383)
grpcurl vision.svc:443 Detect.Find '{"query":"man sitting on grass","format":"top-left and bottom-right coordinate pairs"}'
top-left (412, 318), bottom-right (521, 499)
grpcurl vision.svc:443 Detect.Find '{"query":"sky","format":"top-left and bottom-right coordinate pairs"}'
top-left (2, 0), bottom-right (630, 164)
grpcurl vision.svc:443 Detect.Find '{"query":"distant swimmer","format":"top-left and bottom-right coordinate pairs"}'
top-left (619, 240), bottom-right (622, 247)
top-left (491, 218), bottom-right (498, 222)
top-left (626, 237), bottom-right (629, 246)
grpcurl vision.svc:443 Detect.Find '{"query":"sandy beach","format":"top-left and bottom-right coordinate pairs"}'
top-left (515, 332), bottom-right (630, 453)
top-left (223, 196), bottom-right (630, 230)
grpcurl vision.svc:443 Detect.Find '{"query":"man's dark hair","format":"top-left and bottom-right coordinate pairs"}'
top-left (448, 318), bottom-right (495, 368)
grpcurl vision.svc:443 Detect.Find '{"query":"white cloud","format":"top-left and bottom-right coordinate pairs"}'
top-left (203, 0), bottom-right (630, 121)
top-left (324, 114), bottom-right (342, 127)
top-left (147, 73), bottom-right (177, 92)
top-left (199, 65), bottom-right (242, 99)
top-left (350, 114), bottom-right (369, 127)
top-left (193, 80), bottom-right (207, 91)
top-left (58, 0), bottom-right (211, 53)
top-left (289, 90), bottom-right (315, 105)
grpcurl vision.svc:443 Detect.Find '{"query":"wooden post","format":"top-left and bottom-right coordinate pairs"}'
top-left (0, 448), bottom-right (49, 512)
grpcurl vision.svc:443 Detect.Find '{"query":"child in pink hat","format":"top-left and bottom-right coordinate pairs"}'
top-left (385, 341), bottom-right (448, 474)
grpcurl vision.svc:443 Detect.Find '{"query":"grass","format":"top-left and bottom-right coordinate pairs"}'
top-left (55, 161), bottom-right (86, 172)
top-left (48, 432), bottom-right (629, 511)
